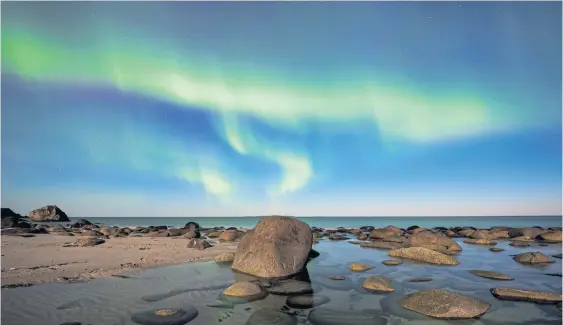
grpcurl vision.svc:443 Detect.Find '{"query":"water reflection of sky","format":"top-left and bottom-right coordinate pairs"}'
top-left (1, 238), bottom-right (561, 325)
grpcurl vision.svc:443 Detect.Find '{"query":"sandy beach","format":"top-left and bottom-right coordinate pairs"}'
top-left (1, 234), bottom-right (238, 286)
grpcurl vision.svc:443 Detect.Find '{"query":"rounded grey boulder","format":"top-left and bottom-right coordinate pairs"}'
top-left (232, 216), bottom-right (312, 278)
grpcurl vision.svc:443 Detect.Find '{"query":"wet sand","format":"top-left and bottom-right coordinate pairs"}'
top-left (1, 234), bottom-right (238, 286)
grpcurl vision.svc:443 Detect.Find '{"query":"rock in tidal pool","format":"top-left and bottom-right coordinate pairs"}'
top-left (286, 294), bottom-right (330, 309)
top-left (224, 282), bottom-right (264, 297)
top-left (382, 260), bottom-right (403, 266)
top-left (361, 276), bottom-right (395, 292)
top-left (509, 241), bottom-right (531, 247)
top-left (558, 302), bottom-right (562, 311)
top-left (214, 252), bottom-right (236, 263)
top-left (489, 247), bottom-right (504, 252)
top-left (314, 277), bottom-right (355, 291)
top-left (360, 241), bottom-right (402, 250)
top-left (328, 276), bottom-right (345, 280)
top-left (348, 263), bottom-right (374, 272)
top-left (130, 307), bottom-right (198, 325)
top-left (490, 288), bottom-right (562, 304)
top-left (553, 253), bottom-right (562, 259)
top-left (463, 239), bottom-right (497, 245)
top-left (404, 231), bottom-right (462, 253)
top-left (513, 252), bottom-right (554, 264)
top-left (267, 279), bottom-right (314, 296)
top-left (308, 307), bottom-right (387, 325)
top-left (245, 309), bottom-right (297, 325)
top-left (232, 216), bottom-right (312, 278)
top-left (399, 289), bottom-right (490, 319)
top-left (388, 247), bottom-right (459, 265)
top-left (408, 277), bottom-right (433, 282)
top-left (469, 270), bottom-right (514, 281)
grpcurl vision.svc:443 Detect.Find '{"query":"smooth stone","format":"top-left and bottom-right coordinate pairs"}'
top-left (219, 282), bottom-right (267, 303)
top-left (267, 279), bottom-right (314, 296)
top-left (314, 277), bottom-right (355, 291)
top-left (286, 294), bottom-right (330, 309)
top-left (464, 239), bottom-right (497, 245)
top-left (491, 287), bottom-right (562, 304)
top-left (361, 276), bottom-right (395, 292)
top-left (399, 289), bottom-right (490, 319)
top-left (245, 309), bottom-right (297, 325)
top-left (513, 252), bottom-right (554, 264)
top-left (388, 247), bottom-right (459, 265)
top-left (489, 248), bottom-right (504, 252)
top-left (308, 307), bottom-right (387, 325)
top-left (130, 307), bottom-right (198, 325)
top-left (469, 270), bottom-right (514, 281)
top-left (348, 262), bottom-right (374, 272)
top-left (408, 277), bottom-right (433, 283)
top-left (382, 260), bottom-right (403, 266)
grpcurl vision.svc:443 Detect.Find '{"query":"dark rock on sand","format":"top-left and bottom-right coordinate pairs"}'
top-left (65, 237), bottom-right (105, 247)
top-left (147, 230), bottom-right (170, 237)
top-left (308, 307), bottom-right (387, 325)
top-left (404, 231), bottom-right (462, 253)
top-left (348, 262), bottom-right (374, 272)
top-left (72, 219), bottom-right (92, 228)
top-left (490, 287), bottom-right (562, 304)
top-left (513, 252), bottom-right (554, 264)
top-left (399, 289), bottom-right (490, 319)
top-left (1, 208), bottom-right (23, 219)
top-left (167, 228), bottom-right (183, 237)
top-left (219, 229), bottom-right (243, 242)
top-left (130, 307), bottom-right (198, 325)
top-left (184, 222), bottom-right (200, 230)
top-left (286, 294), bottom-right (330, 309)
top-left (388, 247), bottom-right (459, 265)
top-left (28, 205), bottom-right (70, 222)
top-left (489, 248), bottom-right (504, 252)
top-left (361, 276), bottom-right (395, 292)
top-left (183, 230), bottom-right (200, 239)
top-left (267, 279), bottom-right (314, 296)
top-left (187, 239), bottom-right (211, 250)
top-left (382, 260), bottom-right (403, 266)
top-left (232, 216), bottom-right (312, 278)
top-left (1, 216), bottom-right (31, 229)
top-left (469, 270), bottom-right (514, 281)
top-left (246, 309), bottom-right (296, 325)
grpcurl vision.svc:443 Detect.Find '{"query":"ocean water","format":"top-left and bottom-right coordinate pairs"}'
top-left (1, 236), bottom-right (562, 325)
top-left (69, 216), bottom-right (562, 229)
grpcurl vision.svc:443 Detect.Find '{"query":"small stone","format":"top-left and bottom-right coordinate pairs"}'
top-left (489, 248), bottom-right (504, 252)
top-left (214, 252), bottom-right (235, 263)
top-left (491, 287), bottom-right (562, 304)
top-left (382, 260), bottom-right (402, 266)
top-left (361, 276), bottom-right (395, 292)
top-left (463, 239), bottom-right (497, 245)
top-left (328, 276), bottom-right (345, 280)
top-left (469, 270), bottom-right (514, 281)
top-left (130, 306), bottom-right (198, 325)
top-left (399, 289), bottom-right (490, 319)
top-left (348, 263), bottom-right (374, 272)
top-left (408, 277), bottom-right (432, 282)
top-left (267, 279), bottom-right (313, 296)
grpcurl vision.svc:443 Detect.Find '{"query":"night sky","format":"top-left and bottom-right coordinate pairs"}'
top-left (2, 2), bottom-right (561, 217)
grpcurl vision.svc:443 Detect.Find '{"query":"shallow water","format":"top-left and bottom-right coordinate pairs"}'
top-left (2, 238), bottom-right (562, 325)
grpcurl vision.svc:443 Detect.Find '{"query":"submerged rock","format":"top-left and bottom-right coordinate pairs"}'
top-left (388, 247), bottom-right (459, 265)
top-left (267, 279), bottom-right (313, 296)
top-left (489, 247), bottom-right (505, 252)
top-left (130, 307), bottom-right (199, 325)
top-left (408, 277), bottom-right (433, 282)
top-left (360, 241), bottom-right (402, 250)
top-left (399, 289), bottom-right (490, 319)
top-left (361, 276), bottom-right (395, 292)
top-left (224, 282), bottom-right (264, 297)
top-left (513, 252), bottom-right (554, 264)
top-left (246, 310), bottom-right (296, 325)
top-left (328, 276), bottom-right (345, 280)
top-left (491, 287), bottom-right (562, 304)
top-left (348, 263), bottom-right (374, 272)
top-left (469, 270), bottom-right (514, 281)
top-left (308, 307), bottom-right (387, 325)
top-left (28, 205), bottom-right (70, 222)
top-left (232, 216), bottom-right (312, 278)
top-left (286, 294), bottom-right (330, 309)
top-left (382, 260), bottom-right (403, 266)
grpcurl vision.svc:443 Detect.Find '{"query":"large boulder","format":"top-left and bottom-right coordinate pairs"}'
top-left (232, 216), bottom-right (312, 278)
top-left (404, 231), bottom-right (462, 253)
top-left (28, 205), bottom-right (70, 222)
top-left (388, 247), bottom-right (459, 265)
top-left (508, 227), bottom-right (547, 239)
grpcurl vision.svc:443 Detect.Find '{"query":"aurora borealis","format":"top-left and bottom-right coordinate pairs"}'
top-left (1, 2), bottom-right (561, 217)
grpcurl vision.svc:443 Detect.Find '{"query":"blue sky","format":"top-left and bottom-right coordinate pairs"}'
top-left (1, 2), bottom-right (561, 217)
